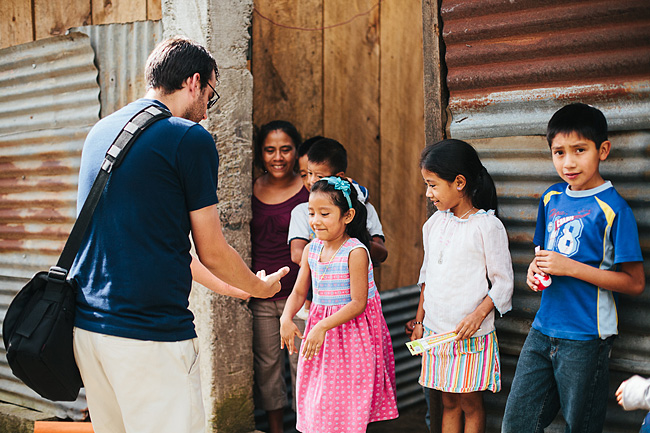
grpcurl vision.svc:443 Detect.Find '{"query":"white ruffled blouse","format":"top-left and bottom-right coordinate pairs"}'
top-left (418, 209), bottom-right (514, 336)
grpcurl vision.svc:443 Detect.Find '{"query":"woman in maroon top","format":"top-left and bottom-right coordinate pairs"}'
top-left (251, 120), bottom-right (308, 433)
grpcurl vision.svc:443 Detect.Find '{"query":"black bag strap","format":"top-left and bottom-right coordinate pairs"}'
top-left (50, 104), bottom-right (171, 280)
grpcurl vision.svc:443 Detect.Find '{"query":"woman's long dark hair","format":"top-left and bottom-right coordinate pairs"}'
top-left (311, 177), bottom-right (371, 249)
top-left (420, 139), bottom-right (499, 215)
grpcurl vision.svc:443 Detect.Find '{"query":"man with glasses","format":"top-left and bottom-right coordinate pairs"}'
top-left (71, 36), bottom-right (287, 433)
top-left (206, 80), bottom-right (220, 110)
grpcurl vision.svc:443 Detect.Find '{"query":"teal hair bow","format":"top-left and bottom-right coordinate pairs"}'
top-left (323, 177), bottom-right (352, 210)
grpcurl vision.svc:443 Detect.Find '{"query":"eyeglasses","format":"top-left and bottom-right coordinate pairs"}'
top-left (206, 81), bottom-right (220, 110)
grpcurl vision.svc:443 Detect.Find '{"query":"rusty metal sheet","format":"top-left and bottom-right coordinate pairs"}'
top-left (72, 20), bottom-right (164, 118)
top-left (441, 0), bottom-right (650, 139)
top-left (0, 33), bottom-right (99, 277)
top-left (0, 32), bottom-right (99, 419)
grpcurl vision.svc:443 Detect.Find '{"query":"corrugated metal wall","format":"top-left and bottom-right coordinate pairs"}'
top-left (435, 0), bottom-right (650, 431)
top-left (383, 285), bottom-right (428, 409)
top-left (72, 21), bottom-right (163, 118)
top-left (443, 0), bottom-right (650, 139)
top-left (0, 32), bottom-right (100, 419)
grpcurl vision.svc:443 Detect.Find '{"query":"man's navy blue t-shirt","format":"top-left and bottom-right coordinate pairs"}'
top-left (71, 99), bottom-right (219, 341)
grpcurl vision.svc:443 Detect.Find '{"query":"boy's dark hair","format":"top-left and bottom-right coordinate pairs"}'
top-left (420, 139), bottom-right (499, 216)
top-left (546, 103), bottom-right (608, 149)
top-left (311, 177), bottom-right (370, 249)
top-left (298, 136), bottom-right (325, 158)
top-left (145, 36), bottom-right (219, 93)
top-left (253, 120), bottom-right (302, 171)
top-left (307, 138), bottom-right (347, 174)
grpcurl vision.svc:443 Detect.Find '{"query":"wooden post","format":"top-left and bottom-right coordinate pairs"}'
top-left (422, 1), bottom-right (446, 432)
top-left (421, 0), bottom-right (447, 145)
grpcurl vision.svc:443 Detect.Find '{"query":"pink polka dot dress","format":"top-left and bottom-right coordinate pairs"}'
top-left (296, 238), bottom-right (398, 433)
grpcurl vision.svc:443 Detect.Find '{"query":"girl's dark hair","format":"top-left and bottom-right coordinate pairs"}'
top-left (420, 139), bottom-right (499, 216)
top-left (254, 120), bottom-right (302, 171)
top-left (145, 36), bottom-right (219, 93)
top-left (311, 177), bottom-right (370, 249)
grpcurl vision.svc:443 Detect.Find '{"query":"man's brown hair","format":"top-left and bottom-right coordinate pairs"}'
top-left (145, 36), bottom-right (218, 94)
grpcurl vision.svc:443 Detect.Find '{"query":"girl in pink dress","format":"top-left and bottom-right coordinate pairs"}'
top-left (280, 177), bottom-right (398, 433)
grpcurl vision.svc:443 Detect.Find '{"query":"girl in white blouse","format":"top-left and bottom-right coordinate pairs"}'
top-left (411, 139), bottom-right (514, 433)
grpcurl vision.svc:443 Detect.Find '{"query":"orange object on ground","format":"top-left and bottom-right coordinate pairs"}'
top-left (33, 421), bottom-right (94, 433)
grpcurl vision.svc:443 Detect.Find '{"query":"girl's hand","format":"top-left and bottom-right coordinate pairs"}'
top-left (301, 323), bottom-right (326, 360)
top-left (615, 380), bottom-right (627, 407)
top-left (280, 319), bottom-right (303, 355)
top-left (455, 312), bottom-right (483, 340)
top-left (410, 324), bottom-right (424, 341)
top-left (405, 319), bottom-right (416, 337)
top-left (535, 250), bottom-right (573, 277)
top-left (527, 258), bottom-right (543, 291)
top-left (455, 296), bottom-right (493, 340)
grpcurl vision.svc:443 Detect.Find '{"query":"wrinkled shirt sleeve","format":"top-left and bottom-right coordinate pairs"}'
top-left (481, 216), bottom-right (514, 316)
top-left (622, 375), bottom-right (650, 411)
top-left (418, 215), bottom-right (434, 289)
top-left (287, 203), bottom-right (310, 244)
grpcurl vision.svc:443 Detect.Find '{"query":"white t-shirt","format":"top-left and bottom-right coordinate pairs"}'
top-left (418, 209), bottom-right (513, 336)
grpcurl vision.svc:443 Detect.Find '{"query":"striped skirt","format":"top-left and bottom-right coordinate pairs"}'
top-left (419, 327), bottom-right (501, 393)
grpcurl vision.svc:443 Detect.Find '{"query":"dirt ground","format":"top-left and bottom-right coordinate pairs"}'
top-left (256, 399), bottom-right (429, 432)
top-left (367, 400), bottom-right (429, 433)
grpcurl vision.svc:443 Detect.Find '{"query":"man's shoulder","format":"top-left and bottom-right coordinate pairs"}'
top-left (86, 100), bottom-right (216, 166)
top-left (130, 100), bottom-right (214, 146)
top-left (102, 99), bottom-right (205, 133)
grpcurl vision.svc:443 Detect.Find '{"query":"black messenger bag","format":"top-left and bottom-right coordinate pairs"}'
top-left (3, 105), bottom-right (171, 401)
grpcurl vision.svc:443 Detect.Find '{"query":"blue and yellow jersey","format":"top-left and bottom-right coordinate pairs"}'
top-left (532, 181), bottom-right (643, 340)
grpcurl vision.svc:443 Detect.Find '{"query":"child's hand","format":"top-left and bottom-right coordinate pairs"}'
top-left (616, 380), bottom-right (627, 407)
top-left (405, 319), bottom-right (416, 337)
top-left (455, 312), bottom-right (483, 340)
top-left (280, 319), bottom-right (303, 355)
top-left (535, 250), bottom-right (572, 277)
top-left (410, 324), bottom-right (423, 341)
top-left (527, 258), bottom-right (544, 291)
top-left (301, 323), bottom-right (326, 360)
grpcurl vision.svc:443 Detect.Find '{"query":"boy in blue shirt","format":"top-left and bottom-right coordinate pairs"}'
top-left (502, 103), bottom-right (645, 432)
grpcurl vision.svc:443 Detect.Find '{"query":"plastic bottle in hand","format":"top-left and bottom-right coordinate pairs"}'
top-left (534, 246), bottom-right (552, 290)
